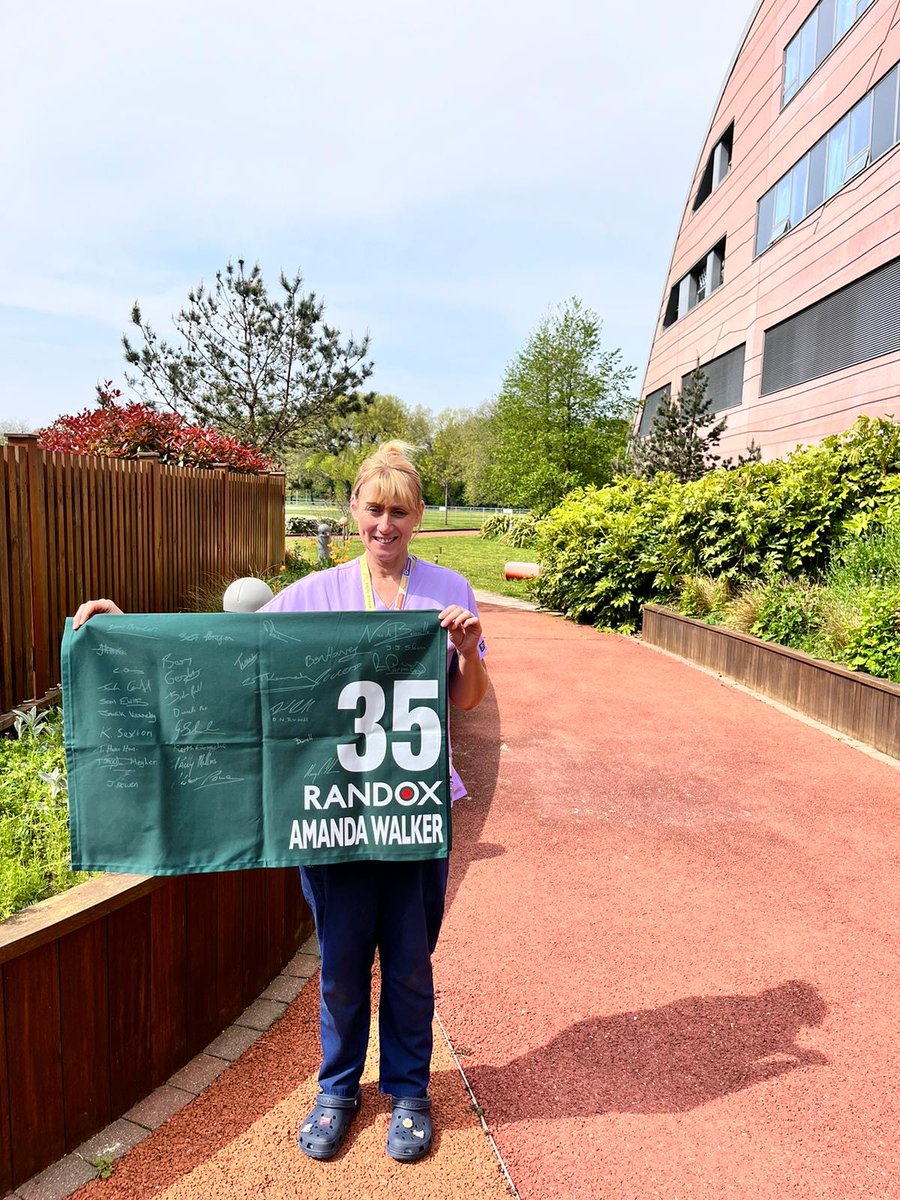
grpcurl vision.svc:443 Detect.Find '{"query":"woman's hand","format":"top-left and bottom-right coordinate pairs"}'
top-left (440, 606), bottom-right (488, 711)
top-left (73, 599), bottom-right (124, 630)
top-left (439, 605), bottom-right (483, 659)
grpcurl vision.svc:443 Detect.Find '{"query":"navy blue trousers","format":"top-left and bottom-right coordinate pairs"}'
top-left (300, 857), bottom-right (450, 1099)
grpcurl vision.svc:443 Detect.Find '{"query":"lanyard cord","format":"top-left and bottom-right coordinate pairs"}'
top-left (359, 554), bottom-right (416, 611)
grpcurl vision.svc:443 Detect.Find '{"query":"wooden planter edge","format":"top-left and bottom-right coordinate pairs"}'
top-left (0, 873), bottom-right (163, 966)
top-left (641, 604), bottom-right (900, 758)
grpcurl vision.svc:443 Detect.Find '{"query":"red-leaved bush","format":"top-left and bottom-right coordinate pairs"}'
top-left (38, 386), bottom-right (273, 474)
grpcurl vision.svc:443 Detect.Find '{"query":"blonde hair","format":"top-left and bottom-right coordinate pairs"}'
top-left (352, 441), bottom-right (423, 511)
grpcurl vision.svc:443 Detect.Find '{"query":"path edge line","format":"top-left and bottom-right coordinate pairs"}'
top-left (434, 1009), bottom-right (520, 1199)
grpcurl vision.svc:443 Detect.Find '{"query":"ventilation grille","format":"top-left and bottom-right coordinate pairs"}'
top-left (638, 385), bottom-right (670, 436)
top-left (762, 258), bottom-right (900, 395)
top-left (682, 343), bottom-right (745, 413)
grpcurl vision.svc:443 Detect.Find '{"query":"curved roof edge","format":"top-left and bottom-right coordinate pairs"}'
top-left (639, 0), bottom-right (765, 398)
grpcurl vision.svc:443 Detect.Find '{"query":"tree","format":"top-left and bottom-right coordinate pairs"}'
top-left (418, 409), bottom-right (476, 514)
top-left (487, 298), bottom-right (635, 510)
top-left (300, 394), bottom-right (430, 506)
top-left (0, 419), bottom-right (34, 443)
top-left (122, 259), bottom-right (374, 456)
top-left (630, 369), bottom-right (759, 482)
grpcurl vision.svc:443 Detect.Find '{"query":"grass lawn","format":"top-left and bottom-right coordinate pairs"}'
top-left (285, 533), bottom-right (540, 601)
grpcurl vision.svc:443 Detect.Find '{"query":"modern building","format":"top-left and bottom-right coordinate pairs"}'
top-left (638, 0), bottom-right (900, 461)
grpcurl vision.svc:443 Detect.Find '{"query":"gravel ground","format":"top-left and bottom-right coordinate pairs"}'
top-left (73, 967), bottom-right (510, 1200)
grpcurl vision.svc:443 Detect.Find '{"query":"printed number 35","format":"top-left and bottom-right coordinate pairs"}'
top-left (336, 680), bottom-right (440, 772)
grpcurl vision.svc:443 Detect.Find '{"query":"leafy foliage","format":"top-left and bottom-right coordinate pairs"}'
top-left (533, 416), bottom-right (900, 635)
top-left (0, 707), bottom-right (91, 920)
top-left (480, 512), bottom-right (537, 547)
top-left (38, 387), bottom-right (273, 472)
top-left (674, 500), bottom-right (900, 681)
top-left (842, 588), bottom-right (900, 680)
top-left (285, 515), bottom-right (345, 537)
top-left (301, 394), bottom-right (430, 505)
top-left (123, 259), bottom-right (373, 454)
top-left (487, 298), bottom-right (635, 511)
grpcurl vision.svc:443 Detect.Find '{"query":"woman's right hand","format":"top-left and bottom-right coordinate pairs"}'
top-left (73, 599), bottom-right (123, 630)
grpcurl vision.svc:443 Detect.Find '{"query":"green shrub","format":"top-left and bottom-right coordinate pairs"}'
top-left (533, 416), bottom-right (900, 629)
top-left (480, 513), bottom-right (514, 540)
top-left (285, 515), bottom-right (343, 537)
top-left (678, 575), bottom-right (731, 621)
top-left (532, 474), bottom-right (684, 629)
top-left (828, 520), bottom-right (900, 594)
top-left (0, 707), bottom-right (90, 920)
top-left (840, 588), bottom-right (900, 681)
top-left (503, 513), bottom-right (538, 548)
top-left (749, 579), bottom-right (828, 655)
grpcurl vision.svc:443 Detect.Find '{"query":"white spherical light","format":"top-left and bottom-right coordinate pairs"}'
top-left (222, 577), bottom-right (275, 613)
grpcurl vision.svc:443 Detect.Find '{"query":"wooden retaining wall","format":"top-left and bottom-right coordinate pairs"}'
top-left (0, 868), bottom-right (313, 1191)
top-left (0, 437), bottom-right (286, 728)
top-left (641, 605), bottom-right (900, 759)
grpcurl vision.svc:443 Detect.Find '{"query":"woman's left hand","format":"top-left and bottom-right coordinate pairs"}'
top-left (439, 605), bottom-right (483, 658)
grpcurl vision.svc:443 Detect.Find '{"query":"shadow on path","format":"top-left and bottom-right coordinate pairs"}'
top-left (446, 665), bottom-right (504, 912)
top-left (455, 979), bottom-right (828, 1125)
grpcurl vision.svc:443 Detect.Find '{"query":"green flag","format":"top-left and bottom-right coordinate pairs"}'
top-left (62, 611), bottom-right (450, 872)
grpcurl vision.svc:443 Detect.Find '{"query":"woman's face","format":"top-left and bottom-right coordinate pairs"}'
top-left (351, 482), bottom-right (424, 568)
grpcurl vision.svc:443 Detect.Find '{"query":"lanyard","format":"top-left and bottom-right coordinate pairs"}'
top-left (359, 554), bottom-right (416, 611)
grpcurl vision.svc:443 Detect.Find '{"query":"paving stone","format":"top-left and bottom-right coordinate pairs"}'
top-left (167, 1053), bottom-right (230, 1094)
top-left (75, 1118), bottom-right (149, 1163)
top-left (299, 933), bottom-right (319, 955)
top-left (235, 997), bottom-right (288, 1031)
top-left (282, 950), bottom-right (319, 979)
top-left (204, 1022), bottom-right (264, 1061)
top-left (123, 1084), bottom-right (193, 1130)
top-left (15, 1154), bottom-right (96, 1200)
top-left (261, 973), bottom-right (307, 1003)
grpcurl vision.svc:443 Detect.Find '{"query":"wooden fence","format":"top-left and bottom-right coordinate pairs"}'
top-left (0, 437), bottom-right (285, 726)
top-left (0, 868), bottom-right (313, 1191)
top-left (642, 604), bottom-right (900, 759)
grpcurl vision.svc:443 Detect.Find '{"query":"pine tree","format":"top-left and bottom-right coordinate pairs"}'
top-left (630, 368), bottom-right (728, 482)
top-left (122, 259), bottom-right (373, 456)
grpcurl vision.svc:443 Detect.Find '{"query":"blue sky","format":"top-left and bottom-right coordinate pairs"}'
top-left (0, 0), bottom-right (751, 431)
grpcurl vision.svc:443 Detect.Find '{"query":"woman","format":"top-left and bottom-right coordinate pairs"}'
top-left (72, 441), bottom-right (488, 1163)
top-left (260, 441), bottom-right (488, 1162)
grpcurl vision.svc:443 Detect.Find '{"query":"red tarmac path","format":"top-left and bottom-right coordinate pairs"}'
top-left (71, 601), bottom-right (899, 1200)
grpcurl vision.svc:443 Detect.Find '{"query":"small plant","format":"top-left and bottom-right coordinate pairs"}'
top-left (89, 1154), bottom-right (115, 1180)
top-left (1, 706), bottom-right (93, 919)
top-left (678, 574), bottom-right (730, 620)
top-left (722, 585), bottom-right (768, 633)
top-left (750, 579), bottom-right (827, 654)
top-left (12, 705), bottom-right (53, 739)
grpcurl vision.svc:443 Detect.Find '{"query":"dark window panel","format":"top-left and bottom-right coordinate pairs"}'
top-left (761, 256), bottom-right (900, 394)
top-left (816, 0), bottom-right (836, 64)
top-left (638, 386), bottom-right (670, 436)
top-left (680, 344), bottom-right (746, 413)
top-left (871, 66), bottom-right (898, 160)
top-left (806, 137), bottom-right (828, 211)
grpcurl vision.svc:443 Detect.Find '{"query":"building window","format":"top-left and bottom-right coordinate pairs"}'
top-left (757, 63), bottom-right (899, 256)
top-left (761, 256), bottom-right (900, 394)
top-left (783, 0), bottom-right (875, 106)
top-left (638, 385), bottom-right (670, 436)
top-left (681, 344), bottom-right (746, 414)
top-left (693, 123), bottom-right (734, 210)
top-left (663, 238), bottom-right (726, 327)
